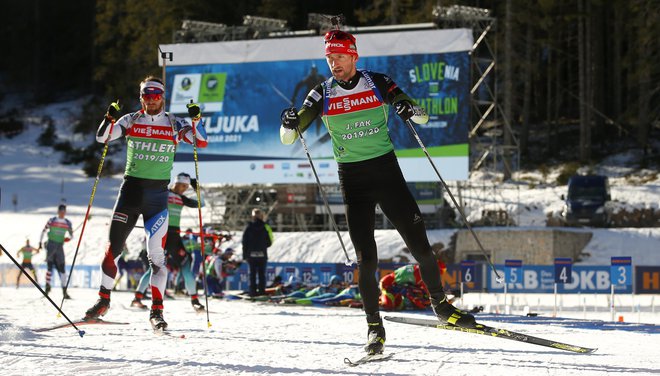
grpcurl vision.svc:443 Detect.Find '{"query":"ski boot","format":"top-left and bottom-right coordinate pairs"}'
top-left (364, 313), bottom-right (386, 355)
top-left (62, 288), bottom-right (72, 300)
top-left (131, 292), bottom-right (148, 309)
top-left (84, 298), bottom-right (110, 320)
top-left (131, 296), bottom-right (148, 309)
top-left (431, 295), bottom-right (476, 328)
top-left (45, 283), bottom-right (51, 296)
top-left (191, 297), bottom-right (205, 312)
top-left (149, 309), bottom-right (168, 331)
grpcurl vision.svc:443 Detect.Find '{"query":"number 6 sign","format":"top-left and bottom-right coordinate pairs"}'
top-left (461, 260), bottom-right (476, 283)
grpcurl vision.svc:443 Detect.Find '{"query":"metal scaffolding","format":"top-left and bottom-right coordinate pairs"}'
top-left (202, 185), bottom-right (278, 231)
top-left (434, 5), bottom-right (519, 174)
top-left (173, 16), bottom-right (290, 43)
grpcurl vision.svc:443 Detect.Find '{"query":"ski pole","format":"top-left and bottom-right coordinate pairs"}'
top-left (190, 111), bottom-right (212, 328)
top-left (0, 242), bottom-right (85, 337)
top-left (295, 125), bottom-right (353, 266)
top-left (59, 109), bottom-right (119, 315)
top-left (404, 119), bottom-right (503, 283)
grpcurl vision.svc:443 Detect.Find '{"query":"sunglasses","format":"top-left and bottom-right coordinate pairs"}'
top-left (324, 30), bottom-right (355, 44)
top-left (141, 93), bottom-right (163, 101)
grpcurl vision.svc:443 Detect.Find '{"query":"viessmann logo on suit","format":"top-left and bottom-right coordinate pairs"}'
top-left (327, 91), bottom-right (380, 115)
top-left (128, 124), bottom-right (174, 140)
top-left (168, 195), bottom-right (184, 205)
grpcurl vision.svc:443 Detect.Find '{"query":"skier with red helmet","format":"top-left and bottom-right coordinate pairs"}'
top-left (279, 27), bottom-right (475, 355)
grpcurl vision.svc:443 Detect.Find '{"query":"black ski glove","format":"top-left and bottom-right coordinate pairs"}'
top-left (106, 101), bottom-right (121, 121)
top-left (394, 100), bottom-right (414, 122)
top-left (190, 178), bottom-right (198, 190)
top-left (98, 101), bottom-right (121, 138)
top-left (280, 107), bottom-right (300, 130)
top-left (187, 100), bottom-right (201, 120)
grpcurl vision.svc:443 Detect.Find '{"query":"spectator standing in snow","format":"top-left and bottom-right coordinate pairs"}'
top-left (242, 209), bottom-right (273, 297)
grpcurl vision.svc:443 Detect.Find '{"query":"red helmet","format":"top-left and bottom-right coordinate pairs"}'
top-left (324, 30), bottom-right (357, 56)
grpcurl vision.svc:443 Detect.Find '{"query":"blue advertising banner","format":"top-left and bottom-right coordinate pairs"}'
top-left (224, 262), bottom-right (395, 291)
top-left (487, 265), bottom-right (633, 294)
top-left (0, 264), bottom-right (102, 289)
top-left (3, 262), bottom-right (650, 294)
top-left (162, 29), bottom-right (473, 184)
top-left (221, 262), bottom-right (481, 292)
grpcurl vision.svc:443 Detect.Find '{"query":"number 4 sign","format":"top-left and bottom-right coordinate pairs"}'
top-left (554, 258), bottom-right (573, 284)
top-left (552, 258), bottom-right (572, 317)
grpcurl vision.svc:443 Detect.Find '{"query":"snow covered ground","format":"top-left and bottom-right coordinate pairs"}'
top-left (0, 287), bottom-right (659, 376)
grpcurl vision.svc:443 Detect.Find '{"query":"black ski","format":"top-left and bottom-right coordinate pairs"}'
top-left (344, 352), bottom-right (393, 367)
top-left (34, 318), bottom-right (129, 332)
top-left (384, 316), bottom-right (597, 354)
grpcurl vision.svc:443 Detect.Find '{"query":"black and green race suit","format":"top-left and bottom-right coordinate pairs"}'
top-left (281, 70), bottom-right (444, 315)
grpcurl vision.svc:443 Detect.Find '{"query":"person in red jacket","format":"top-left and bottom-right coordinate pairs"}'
top-left (379, 261), bottom-right (446, 311)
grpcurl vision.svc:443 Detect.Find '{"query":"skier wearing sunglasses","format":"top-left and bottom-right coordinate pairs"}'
top-left (84, 76), bottom-right (207, 331)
